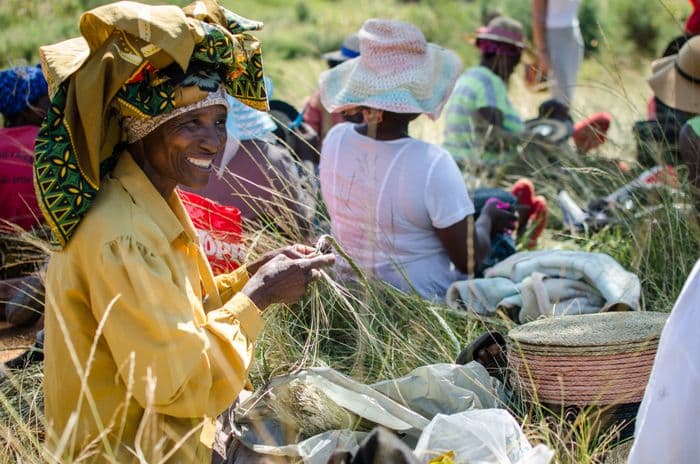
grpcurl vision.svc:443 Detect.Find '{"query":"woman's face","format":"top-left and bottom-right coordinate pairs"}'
top-left (137, 104), bottom-right (227, 197)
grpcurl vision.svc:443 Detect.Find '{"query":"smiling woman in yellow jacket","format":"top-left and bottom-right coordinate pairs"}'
top-left (36, 2), bottom-right (334, 462)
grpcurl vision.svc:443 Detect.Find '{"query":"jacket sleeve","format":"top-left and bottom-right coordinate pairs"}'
top-left (214, 264), bottom-right (251, 303)
top-left (91, 236), bottom-right (263, 418)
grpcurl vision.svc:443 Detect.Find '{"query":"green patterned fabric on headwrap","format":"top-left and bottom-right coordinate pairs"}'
top-left (34, 0), bottom-right (267, 248)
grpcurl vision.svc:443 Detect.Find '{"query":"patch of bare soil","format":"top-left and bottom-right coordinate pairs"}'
top-left (0, 321), bottom-right (36, 363)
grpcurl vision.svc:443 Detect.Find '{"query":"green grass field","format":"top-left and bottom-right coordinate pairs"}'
top-left (1, 0), bottom-right (699, 462)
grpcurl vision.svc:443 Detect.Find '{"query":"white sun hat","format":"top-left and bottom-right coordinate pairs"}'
top-left (319, 19), bottom-right (462, 120)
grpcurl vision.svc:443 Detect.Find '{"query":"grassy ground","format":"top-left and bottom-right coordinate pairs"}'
top-left (1, 0), bottom-right (699, 462)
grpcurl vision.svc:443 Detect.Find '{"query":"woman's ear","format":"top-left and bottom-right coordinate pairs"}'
top-left (361, 108), bottom-right (384, 125)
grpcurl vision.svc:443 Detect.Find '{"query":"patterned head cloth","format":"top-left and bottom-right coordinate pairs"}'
top-left (0, 65), bottom-right (48, 117)
top-left (34, 0), bottom-right (268, 248)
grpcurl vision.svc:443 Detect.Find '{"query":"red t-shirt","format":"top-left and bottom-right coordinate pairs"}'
top-left (0, 125), bottom-right (43, 230)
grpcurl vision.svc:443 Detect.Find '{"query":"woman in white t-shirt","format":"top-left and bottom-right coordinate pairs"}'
top-left (318, 19), bottom-right (515, 300)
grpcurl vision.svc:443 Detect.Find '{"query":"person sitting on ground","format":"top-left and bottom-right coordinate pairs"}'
top-left (37, 2), bottom-right (335, 461)
top-left (182, 93), bottom-right (315, 239)
top-left (318, 19), bottom-right (514, 301)
top-left (443, 16), bottom-right (526, 168)
top-left (0, 65), bottom-right (50, 333)
top-left (444, 16), bottom-right (611, 171)
top-left (637, 36), bottom-right (700, 167)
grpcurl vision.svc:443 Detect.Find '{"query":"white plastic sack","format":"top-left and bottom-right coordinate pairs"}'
top-left (232, 364), bottom-right (499, 463)
top-left (413, 409), bottom-right (554, 464)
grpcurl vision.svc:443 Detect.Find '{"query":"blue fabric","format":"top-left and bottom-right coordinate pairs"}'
top-left (225, 76), bottom-right (276, 141)
top-left (0, 65), bottom-right (48, 116)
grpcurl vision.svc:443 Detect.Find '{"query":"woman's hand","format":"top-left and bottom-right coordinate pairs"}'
top-left (481, 202), bottom-right (517, 236)
top-left (246, 244), bottom-right (319, 276)
top-left (242, 250), bottom-right (335, 309)
top-left (535, 49), bottom-right (550, 80)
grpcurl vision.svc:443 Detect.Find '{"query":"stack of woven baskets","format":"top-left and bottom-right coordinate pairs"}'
top-left (508, 312), bottom-right (668, 406)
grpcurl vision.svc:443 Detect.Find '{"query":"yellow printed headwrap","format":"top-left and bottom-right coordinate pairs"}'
top-left (34, 0), bottom-right (268, 248)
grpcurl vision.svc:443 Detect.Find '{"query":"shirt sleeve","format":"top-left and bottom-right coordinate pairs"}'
top-left (424, 149), bottom-right (475, 229)
top-left (443, 76), bottom-right (482, 159)
top-left (92, 236), bottom-right (263, 419)
top-left (214, 264), bottom-right (250, 302)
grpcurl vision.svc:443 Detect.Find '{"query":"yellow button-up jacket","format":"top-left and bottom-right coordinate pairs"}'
top-left (43, 153), bottom-right (262, 462)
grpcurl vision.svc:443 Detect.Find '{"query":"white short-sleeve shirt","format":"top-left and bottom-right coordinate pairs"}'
top-left (319, 123), bottom-right (474, 299)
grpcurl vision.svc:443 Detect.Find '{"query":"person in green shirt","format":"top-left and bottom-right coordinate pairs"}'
top-left (443, 16), bottom-right (526, 169)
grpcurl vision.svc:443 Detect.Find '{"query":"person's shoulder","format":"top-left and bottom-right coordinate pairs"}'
top-left (321, 122), bottom-right (354, 155)
top-left (404, 139), bottom-right (455, 167)
top-left (325, 121), bottom-right (353, 139)
top-left (458, 65), bottom-right (490, 82)
top-left (68, 176), bottom-right (142, 254)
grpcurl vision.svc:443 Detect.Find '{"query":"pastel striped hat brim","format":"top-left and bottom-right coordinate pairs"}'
top-left (319, 19), bottom-right (462, 120)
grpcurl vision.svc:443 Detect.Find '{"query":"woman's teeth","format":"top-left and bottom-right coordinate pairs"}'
top-left (186, 157), bottom-right (212, 168)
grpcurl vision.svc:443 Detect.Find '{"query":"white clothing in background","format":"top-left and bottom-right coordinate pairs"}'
top-left (319, 123), bottom-right (474, 299)
top-left (546, 0), bottom-right (581, 28)
top-left (628, 259), bottom-right (700, 464)
top-left (546, 25), bottom-right (584, 104)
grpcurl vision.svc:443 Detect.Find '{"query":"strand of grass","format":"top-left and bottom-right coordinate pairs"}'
top-left (46, 293), bottom-right (120, 461)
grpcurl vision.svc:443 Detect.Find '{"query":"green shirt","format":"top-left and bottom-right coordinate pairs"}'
top-left (443, 65), bottom-right (524, 163)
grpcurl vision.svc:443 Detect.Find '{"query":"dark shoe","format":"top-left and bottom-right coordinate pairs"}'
top-left (456, 331), bottom-right (507, 380)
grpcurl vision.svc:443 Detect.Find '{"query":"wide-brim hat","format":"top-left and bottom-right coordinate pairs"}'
top-left (475, 16), bottom-right (525, 49)
top-left (322, 33), bottom-right (361, 63)
top-left (648, 35), bottom-right (700, 114)
top-left (319, 19), bottom-right (462, 120)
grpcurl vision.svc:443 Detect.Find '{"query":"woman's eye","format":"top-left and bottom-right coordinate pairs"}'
top-left (183, 118), bottom-right (201, 127)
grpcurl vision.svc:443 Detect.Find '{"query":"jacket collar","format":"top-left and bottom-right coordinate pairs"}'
top-left (113, 152), bottom-right (199, 244)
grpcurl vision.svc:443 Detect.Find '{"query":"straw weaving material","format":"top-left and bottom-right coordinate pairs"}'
top-left (508, 312), bottom-right (668, 406)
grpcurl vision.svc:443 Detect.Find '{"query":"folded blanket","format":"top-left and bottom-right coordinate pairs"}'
top-left (446, 250), bottom-right (640, 322)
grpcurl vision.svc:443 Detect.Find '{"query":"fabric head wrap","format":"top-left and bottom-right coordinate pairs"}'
top-left (34, 0), bottom-right (268, 248)
top-left (0, 65), bottom-right (48, 117)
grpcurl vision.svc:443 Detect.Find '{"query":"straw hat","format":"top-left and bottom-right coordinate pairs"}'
top-left (322, 33), bottom-right (361, 63)
top-left (475, 16), bottom-right (525, 49)
top-left (648, 35), bottom-right (700, 114)
top-left (319, 19), bottom-right (462, 120)
top-left (508, 312), bottom-right (668, 406)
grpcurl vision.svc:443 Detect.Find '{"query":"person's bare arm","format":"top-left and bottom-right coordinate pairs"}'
top-left (532, 0), bottom-right (550, 76)
top-left (435, 203), bottom-right (516, 274)
top-left (473, 107), bottom-right (526, 151)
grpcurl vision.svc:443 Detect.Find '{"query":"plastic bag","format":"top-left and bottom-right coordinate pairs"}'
top-left (413, 409), bottom-right (554, 464)
top-left (178, 190), bottom-right (245, 274)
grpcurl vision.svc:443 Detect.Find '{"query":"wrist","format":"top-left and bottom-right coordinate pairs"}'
top-left (242, 277), bottom-right (270, 310)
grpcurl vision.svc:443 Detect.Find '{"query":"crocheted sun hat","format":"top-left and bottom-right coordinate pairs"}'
top-left (226, 78), bottom-right (276, 141)
top-left (508, 312), bottom-right (668, 406)
top-left (319, 19), bottom-right (462, 120)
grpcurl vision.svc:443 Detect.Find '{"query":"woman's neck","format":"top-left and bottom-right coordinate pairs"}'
top-left (354, 122), bottom-right (410, 141)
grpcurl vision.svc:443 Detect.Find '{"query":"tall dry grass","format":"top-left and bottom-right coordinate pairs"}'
top-left (0, 0), bottom-right (698, 462)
